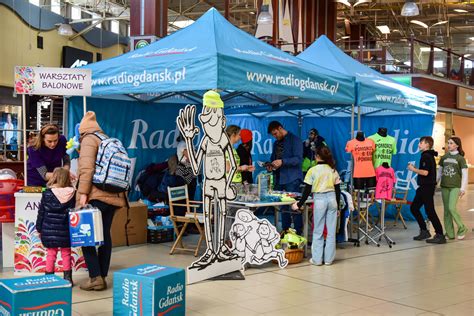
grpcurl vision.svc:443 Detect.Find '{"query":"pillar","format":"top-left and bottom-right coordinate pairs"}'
top-left (130, 0), bottom-right (168, 38)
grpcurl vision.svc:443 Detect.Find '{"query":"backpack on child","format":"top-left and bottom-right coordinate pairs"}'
top-left (91, 132), bottom-right (132, 193)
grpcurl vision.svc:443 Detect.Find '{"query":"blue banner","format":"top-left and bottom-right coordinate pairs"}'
top-left (69, 98), bottom-right (434, 219)
top-left (228, 114), bottom-right (435, 220)
top-left (68, 97), bottom-right (201, 200)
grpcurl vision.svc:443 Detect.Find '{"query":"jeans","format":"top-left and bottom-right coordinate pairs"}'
top-left (46, 247), bottom-right (71, 272)
top-left (410, 185), bottom-right (443, 235)
top-left (312, 192), bottom-right (338, 264)
top-left (274, 179), bottom-right (302, 234)
top-left (82, 200), bottom-right (117, 278)
top-left (442, 187), bottom-right (467, 238)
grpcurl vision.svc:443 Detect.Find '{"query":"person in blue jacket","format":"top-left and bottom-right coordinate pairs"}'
top-left (266, 121), bottom-right (303, 234)
top-left (36, 167), bottom-right (76, 284)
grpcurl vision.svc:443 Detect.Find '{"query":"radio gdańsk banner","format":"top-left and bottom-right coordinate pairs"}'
top-left (14, 66), bottom-right (92, 96)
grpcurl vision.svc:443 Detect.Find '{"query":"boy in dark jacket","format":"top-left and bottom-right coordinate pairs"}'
top-left (408, 136), bottom-right (446, 244)
top-left (36, 167), bottom-right (76, 284)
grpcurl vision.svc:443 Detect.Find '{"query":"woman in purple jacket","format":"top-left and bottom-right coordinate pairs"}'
top-left (27, 124), bottom-right (70, 186)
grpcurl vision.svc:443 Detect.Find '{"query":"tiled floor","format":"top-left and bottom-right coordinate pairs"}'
top-left (1, 185), bottom-right (473, 315)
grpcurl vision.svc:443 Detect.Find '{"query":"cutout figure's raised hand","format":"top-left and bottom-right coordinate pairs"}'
top-left (177, 104), bottom-right (200, 140)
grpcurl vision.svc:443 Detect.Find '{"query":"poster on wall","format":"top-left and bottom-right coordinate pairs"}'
top-left (14, 66), bottom-right (92, 96)
top-left (14, 193), bottom-right (87, 274)
top-left (457, 86), bottom-right (474, 112)
top-left (0, 112), bottom-right (20, 150)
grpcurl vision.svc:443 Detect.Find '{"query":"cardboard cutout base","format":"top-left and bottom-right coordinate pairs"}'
top-left (187, 258), bottom-right (241, 284)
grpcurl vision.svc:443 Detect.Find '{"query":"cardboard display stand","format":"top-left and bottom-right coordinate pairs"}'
top-left (14, 192), bottom-right (87, 274)
top-left (0, 275), bottom-right (72, 316)
top-left (177, 97), bottom-right (243, 284)
top-left (114, 264), bottom-right (185, 316)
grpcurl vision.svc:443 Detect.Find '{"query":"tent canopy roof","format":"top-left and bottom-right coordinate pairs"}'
top-left (84, 8), bottom-right (355, 106)
top-left (298, 35), bottom-right (437, 114)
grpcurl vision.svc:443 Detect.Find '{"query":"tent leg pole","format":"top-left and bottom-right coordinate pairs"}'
top-left (22, 94), bottom-right (27, 182)
top-left (351, 104), bottom-right (355, 137)
top-left (357, 105), bottom-right (361, 131)
top-left (298, 111), bottom-right (303, 139)
top-left (63, 97), bottom-right (68, 137)
top-left (83, 96), bottom-right (87, 115)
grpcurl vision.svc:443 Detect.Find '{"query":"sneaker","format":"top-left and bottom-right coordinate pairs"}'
top-left (426, 234), bottom-right (447, 244)
top-left (324, 262), bottom-right (333, 266)
top-left (309, 258), bottom-right (322, 266)
top-left (413, 230), bottom-right (431, 241)
top-left (444, 234), bottom-right (455, 240)
top-left (457, 227), bottom-right (467, 240)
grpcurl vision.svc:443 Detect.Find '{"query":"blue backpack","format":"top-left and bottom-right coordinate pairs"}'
top-left (92, 132), bottom-right (132, 193)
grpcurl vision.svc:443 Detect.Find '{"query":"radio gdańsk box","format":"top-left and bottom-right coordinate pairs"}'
top-left (69, 207), bottom-right (104, 247)
top-left (114, 264), bottom-right (185, 315)
top-left (0, 275), bottom-right (72, 316)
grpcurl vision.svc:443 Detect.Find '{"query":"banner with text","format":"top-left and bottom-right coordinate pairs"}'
top-left (15, 66), bottom-right (91, 96)
top-left (69, 98), bottom-right (434, 219)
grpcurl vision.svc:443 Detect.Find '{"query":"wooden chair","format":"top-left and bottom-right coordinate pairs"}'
top-left (384, 179), bottom-right (410, 229)
top-left (167, 185), bottom-right (205, 256)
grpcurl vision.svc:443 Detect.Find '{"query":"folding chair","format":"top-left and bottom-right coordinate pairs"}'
top-left (167, 185), bottom-right (205, 256)
top-left (384, 179), bottom-right (410, 229)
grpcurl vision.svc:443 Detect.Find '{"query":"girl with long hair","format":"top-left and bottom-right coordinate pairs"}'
top-left (438, 137), bottom-right (468, 240)
top-left (292, 146), bottom-right (341, 265)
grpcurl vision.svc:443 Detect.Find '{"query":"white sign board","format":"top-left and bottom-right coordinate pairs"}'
top-left (14, 66), bottom-right (92, 96)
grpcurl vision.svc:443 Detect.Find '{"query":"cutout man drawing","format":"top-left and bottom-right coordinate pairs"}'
top-left (177, 91), bottom-right (238, 269)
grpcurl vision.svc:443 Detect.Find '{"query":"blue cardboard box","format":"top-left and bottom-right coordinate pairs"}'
top-left (69, 208), bottom-right (104, 247)
top-left (0, 275), bottom-right (72, 316)
top-left (114, 264), bottom-right (185, 316)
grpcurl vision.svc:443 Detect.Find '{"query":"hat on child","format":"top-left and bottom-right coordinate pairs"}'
top-left (241, 129), bottom-right (253, 143)
top-left (203, 90), bottom-right (224, 108)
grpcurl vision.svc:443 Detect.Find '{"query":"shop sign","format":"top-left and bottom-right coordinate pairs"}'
top-left (130, 35), bottom-right (158, 51)
top-left (14, 66), bottom-right (91, 96)
top-left (62, 46), bottom-right (93, 68)
top-left (457, 86), bottom-right (474, 112)
top-left (390, 76), bottom-right (412, 86)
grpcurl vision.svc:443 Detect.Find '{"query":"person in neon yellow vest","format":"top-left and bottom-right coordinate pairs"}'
top-left (226, 125), bottom-right (255, 183)
top-left (302, 128), bottom-right (327, 173)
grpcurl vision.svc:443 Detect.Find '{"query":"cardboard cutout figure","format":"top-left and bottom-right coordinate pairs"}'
top-left (230, 209), bottom-right (288, 268)
top-left (177, 91), bottom-right (240, 282)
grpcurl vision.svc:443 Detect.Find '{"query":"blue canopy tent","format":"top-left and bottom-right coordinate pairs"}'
top-left (296, 35), bottom-right (437, 124)
top-left (81, 8), bottom-right (355, 108)
top-left (68, 8), bottom-right (359, 200)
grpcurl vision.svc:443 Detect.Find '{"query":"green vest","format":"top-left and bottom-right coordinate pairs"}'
top-left (226, 148), bottom-right (242, 183)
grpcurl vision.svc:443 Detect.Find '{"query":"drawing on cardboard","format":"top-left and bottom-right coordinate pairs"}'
top-left (230, 209), bottom-right (288, 269)
top-left (177, 91), bottom-right (239, 273)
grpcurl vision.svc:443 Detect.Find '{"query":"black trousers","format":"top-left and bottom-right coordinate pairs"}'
top-left (82, 200), bottom-right (117, 278)
top-left (410, 185), bottom-right (443, 235)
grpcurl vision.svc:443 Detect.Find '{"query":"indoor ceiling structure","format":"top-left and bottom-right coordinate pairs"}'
top-left (58, 0), bottom-right (473, 62)
top-left (335, 0), bottom-right (474, 67)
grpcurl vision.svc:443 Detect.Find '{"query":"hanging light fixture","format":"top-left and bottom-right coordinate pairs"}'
top-left (57, 23), bottom-right (74, 36)
top-left (257, 0), bottom-right (273, 25)
top-left (401, 0), bottom-right (419, 17)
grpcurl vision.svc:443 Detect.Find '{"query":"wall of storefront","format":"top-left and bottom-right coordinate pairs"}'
top-left (434, 112), bottom-right (474, 183)
top-left (0, 5), bottom-right (126, 88)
